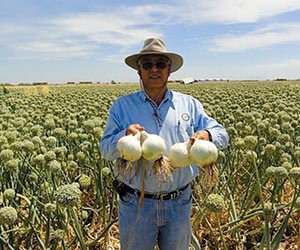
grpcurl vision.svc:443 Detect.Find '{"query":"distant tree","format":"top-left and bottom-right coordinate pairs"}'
top-left (33, 82), bottom-right (48, 85)
top-left (18, 83), bottom-right (32, 86)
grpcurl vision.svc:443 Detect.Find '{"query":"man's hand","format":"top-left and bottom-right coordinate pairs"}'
top-left (192, 130), bottom-right (211, 141)
top-left (126, 124), bottom-right (145, 135)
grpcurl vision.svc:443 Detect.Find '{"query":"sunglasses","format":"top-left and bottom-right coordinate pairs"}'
top-left (140, 61), bottom-right (170, 70)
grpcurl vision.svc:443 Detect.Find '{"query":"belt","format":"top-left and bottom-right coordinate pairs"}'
top-left (114, 180), bottom-right (190, 201)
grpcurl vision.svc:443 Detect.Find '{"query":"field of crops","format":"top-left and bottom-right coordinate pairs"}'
top-left (0, 81), bottom-right (299, 249)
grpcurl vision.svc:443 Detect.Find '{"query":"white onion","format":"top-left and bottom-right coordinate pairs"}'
top-left (189, 139), bottom-right (218, 167)
top-left (117, 132), bottom-right (142, 162)
top-left (168, 141), bottom-right (192, 167)
top-left (140, 131), bottom-right (173, 182)
top-left (141, 131), bottom-right (166, 161)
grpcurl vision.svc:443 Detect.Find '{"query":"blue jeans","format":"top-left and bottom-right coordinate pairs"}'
top-left (118, 184), bottom-right (192, 250)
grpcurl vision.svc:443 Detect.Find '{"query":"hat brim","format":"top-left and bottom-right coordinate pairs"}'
top-left (125, 52), bottom-right (183, 73)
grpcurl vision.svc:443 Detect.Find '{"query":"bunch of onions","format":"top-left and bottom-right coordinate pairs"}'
top-left (140, 131), bottom-right (173, 182)
top-left (116, 132), bottom-right (142, 174)
top-left (168, 137), bottom-right (219, 184)
top-left (189, 138), bottom-right (219, 184)
top-left (168, 138), bottom-right (218, 166)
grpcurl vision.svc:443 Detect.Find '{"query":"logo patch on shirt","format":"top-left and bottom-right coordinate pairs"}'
top-left (181, 113), bottom-right (190, 121)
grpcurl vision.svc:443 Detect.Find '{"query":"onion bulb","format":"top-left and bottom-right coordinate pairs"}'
top-left (189, 139), bottom-right (218, 166)
top-left (116, 132), bottom-right (142, 174)
top-left (189, 138), bottom-right (219, 186)
top-left (168, 141), bottom-right (192, 167)
top-left (141, 131), bottom-right (166, 161)
top-left (141, 131), bottom-right (173, 182)
top-left (117, 132), bottom-right (142, 161)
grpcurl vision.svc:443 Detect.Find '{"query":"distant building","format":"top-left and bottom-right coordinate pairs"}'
top-left (79, 81), bottom-right (93, 84)
top-left (180, 78), bottom-right (195, 84)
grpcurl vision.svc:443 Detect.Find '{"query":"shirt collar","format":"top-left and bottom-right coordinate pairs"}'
top-left (138, 89), bottom-right (173, 103)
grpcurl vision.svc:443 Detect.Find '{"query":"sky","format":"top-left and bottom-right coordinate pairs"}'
top-left (0, 0), bottom-right (300, 84)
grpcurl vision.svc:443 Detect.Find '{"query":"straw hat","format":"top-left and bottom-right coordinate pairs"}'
top-left (125, 38), bottom-right (183, 73)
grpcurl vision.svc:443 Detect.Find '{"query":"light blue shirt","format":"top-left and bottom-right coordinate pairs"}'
top-left (100, 89), bottom-right (229, 193)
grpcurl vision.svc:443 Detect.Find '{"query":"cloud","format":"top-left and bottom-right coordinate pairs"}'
top-left (170, 0), bottom-right (300, 24)
top-left (15, 41), bottom-right (93, 59)
top-left (210, 22), bottom-right (300, 52)
top-left (1, 1), bottom-right (300, 60)
top-left (0, 5), bottom-right (164, 60)
top-left (49, 10), bottom-right (155, 44)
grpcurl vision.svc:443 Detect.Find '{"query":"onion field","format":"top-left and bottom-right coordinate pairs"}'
top-left (0, 81), bottom-right (299, 249)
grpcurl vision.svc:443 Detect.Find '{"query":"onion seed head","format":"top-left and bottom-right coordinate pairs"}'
top-left (289, 167), bottom-right (300, 182)
top-left (3, 189), bottom-right (16, 201)
top-left (78, 174), bottom-right (91, 188)
top-left (0, 149), bottom-right (14, 162)
top-left (0, 206), bottom-right (18, 225)
top-left (45, 202), bottom-right (57, 214)
top-left (56, 183), bottom-right (81, 208)
top-left (206, 194), bottom-right (225, 213)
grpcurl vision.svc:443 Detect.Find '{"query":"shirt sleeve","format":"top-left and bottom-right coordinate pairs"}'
top-left (100, 103), bottom-right (126, 161)
top-left (192, 97), bottom-right (229, 150)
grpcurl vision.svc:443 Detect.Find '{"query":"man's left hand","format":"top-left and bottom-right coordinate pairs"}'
top-left (192, 130), bottom-right (211, 141)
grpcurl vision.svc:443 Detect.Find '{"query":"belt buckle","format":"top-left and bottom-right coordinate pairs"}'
top-left (158, 187), bottom-right (185, 200)
top-left (159, 193), bottom-right (168, 200)
top-left (173, 189), bottom-right (183, 199)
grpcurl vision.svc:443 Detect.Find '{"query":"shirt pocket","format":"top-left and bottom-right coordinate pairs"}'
top-left (177, 185), bottom-right (193, 205)
top-left (174, 122), bottom-right (194, 142)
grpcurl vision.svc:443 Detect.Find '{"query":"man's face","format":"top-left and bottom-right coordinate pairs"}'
top-left (138, 55), bottom-right (171, 90)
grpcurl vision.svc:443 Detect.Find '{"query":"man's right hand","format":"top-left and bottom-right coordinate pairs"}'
top-left (126, 124), bottom-right (145, 135)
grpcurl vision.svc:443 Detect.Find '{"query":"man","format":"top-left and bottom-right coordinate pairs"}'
top-left (100, 38), bottom-right (229, 250)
